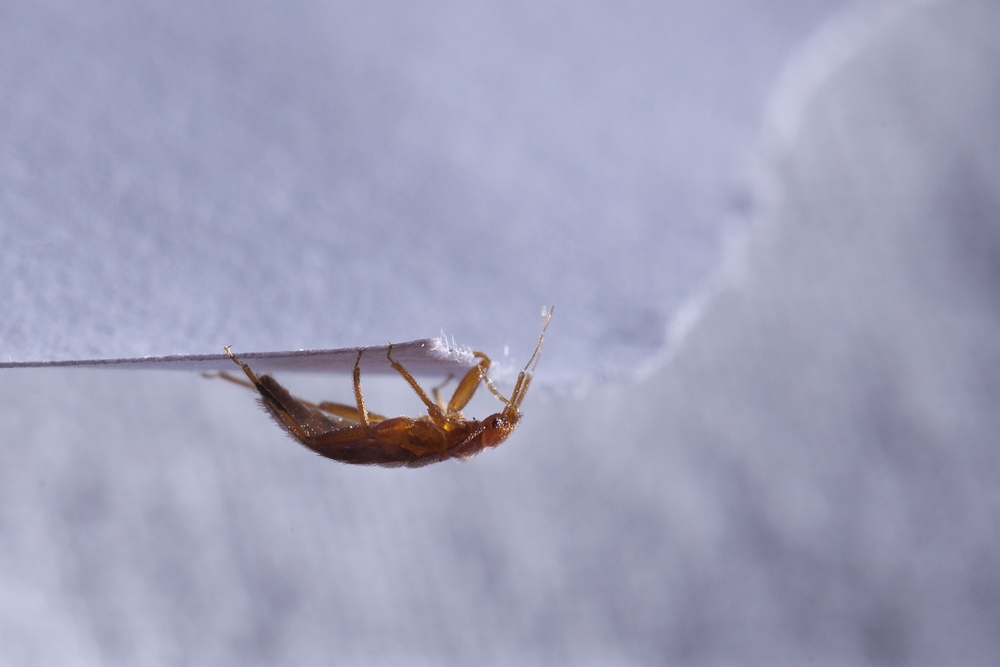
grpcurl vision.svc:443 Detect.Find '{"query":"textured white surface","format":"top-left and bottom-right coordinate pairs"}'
top-left (0, 0), bottom-right (839, 378)
top-left (4, 0), bottom-right (1000, 665)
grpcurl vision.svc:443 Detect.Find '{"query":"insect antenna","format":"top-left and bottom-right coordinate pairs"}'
top-left (523, 306), bottom-right (553, 373)
top-left (508, 306), bottom-right (552, 408)
top-left (481, 306), bottom-right (553, 414)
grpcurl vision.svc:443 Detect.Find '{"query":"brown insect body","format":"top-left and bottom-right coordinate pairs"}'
top-left (223, 310), bottom-right (551, 468)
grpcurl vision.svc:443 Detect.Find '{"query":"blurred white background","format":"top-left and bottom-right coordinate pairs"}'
top-left (2, 0), bottom-right (999, 664)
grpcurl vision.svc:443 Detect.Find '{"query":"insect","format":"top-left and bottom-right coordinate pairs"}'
top-left (221, 309), bottom-right (552, 467)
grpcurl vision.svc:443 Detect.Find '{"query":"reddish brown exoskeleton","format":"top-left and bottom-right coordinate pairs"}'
top-left (222, 309), bottom-right (552, 467)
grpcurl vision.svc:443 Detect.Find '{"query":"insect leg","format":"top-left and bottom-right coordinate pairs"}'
top-left (225, 346), bottom-right (262, 386)
top-left (212, 370), bottom-right (257, 391)
top-left (479, 367), bottom-right (513, 406)
top-left (316, 401), bottom-right (386, 424)
top-left (215, 354), bottom-right (337, 411)
top-left (386, 344), bottom-right (447, 422)
top-left (445, 352), bottom-right (492, 414)
top-left (352, 349), bottom-right (375, 431)
top-left (430, 374), bottom-right (454, 411)
top-left (224, 347), bottom-right (317, 443)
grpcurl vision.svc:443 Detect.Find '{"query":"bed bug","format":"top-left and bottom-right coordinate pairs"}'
top-left (221, 309), bottom-right (552, 467)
